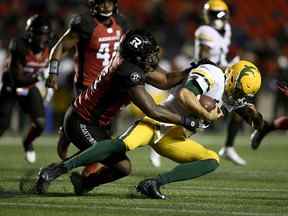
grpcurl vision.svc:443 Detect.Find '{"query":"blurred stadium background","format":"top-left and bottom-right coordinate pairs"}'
top-left (0, 1), bottom-right (288, 215)
top-left (0, 0), bottom-right (288, 133)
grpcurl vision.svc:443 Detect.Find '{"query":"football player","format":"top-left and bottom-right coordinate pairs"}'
top-left (47, 0), bottom-right (127, 158)
top-left (36, 32), bottom-right (265, 199)
top-left (0, 15), bottom-right (52, 163)
top-left (250, 81), bottom-right (288, 149)
top-left (46, 0), bottom-right (130, 180)
top-left (35, 29), bottom-right (199, 195)
top-left (194, 0), bottom-right (251, 165)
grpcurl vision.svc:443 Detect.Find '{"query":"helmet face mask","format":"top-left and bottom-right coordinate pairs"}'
top-left (207, 10), bottom-right (229, 30)
top-left (25, 14), bottom-right (51, 51)
top-left (203, 0), bottom-right (229, 31)
top-left (120, 30), bottom-right (160, 72)
top-left (88, 0), bottom-right (117, 19)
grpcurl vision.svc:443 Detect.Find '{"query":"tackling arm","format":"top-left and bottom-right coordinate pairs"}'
top-left (128, 85), bottom-right (197, 130)
top-left (145, 67), bottom-right (190, 90)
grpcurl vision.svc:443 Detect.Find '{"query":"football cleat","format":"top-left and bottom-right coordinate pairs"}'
top-left (250, 123), bottom-right (272, 150)
top-left (25, 150), bottom-right (36, 164)
top-left (136, 178), bottom-right (166, 200)
top-left (150, 149), bottom-right (161, 168)
top-left (36, 163), bottom-right (67, 194)
top-left (219, 147), bottom-right (247, 166)
top-left (70, 172), bottom-right (94, 195)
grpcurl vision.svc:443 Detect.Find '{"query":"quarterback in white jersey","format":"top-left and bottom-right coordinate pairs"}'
top-left (118, 60), bottom-right (265, 199)
top-left (194, 0), bottom-right (251, 166)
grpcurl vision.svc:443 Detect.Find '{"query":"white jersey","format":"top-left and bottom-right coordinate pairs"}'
top-left (194, 24), bottom-right (231, 67)
top-left (162, 64), bottom-right (225, 117)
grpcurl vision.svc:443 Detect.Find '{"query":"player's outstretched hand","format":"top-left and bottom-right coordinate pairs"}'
top-left (46, 74), bottom-right (58, 90)
top-left (278, 80), bottom-right (288, 97)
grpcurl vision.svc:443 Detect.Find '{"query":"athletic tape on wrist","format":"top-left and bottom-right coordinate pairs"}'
top-left (49, 60), bottom-right (60, 75)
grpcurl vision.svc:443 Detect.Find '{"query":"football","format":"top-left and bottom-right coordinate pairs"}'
top-left (199, 95), bottom-right (216, 112)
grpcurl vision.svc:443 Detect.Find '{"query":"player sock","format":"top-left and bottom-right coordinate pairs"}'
top-left (63, 138), bottom-right (126, 171)
top-left (157, 159), bottom-right (219, 186)
top-left (23, 125), bottom-right (42, 151)
top-left (225, 121), bottom-right (241, 147)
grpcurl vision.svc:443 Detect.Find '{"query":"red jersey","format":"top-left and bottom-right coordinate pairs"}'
top-left (73, 55), bottom-right (145, 127)
top-left (70, 13), bottom-right (128, 88)
top-left (8, 37), bottom-right (49, 88)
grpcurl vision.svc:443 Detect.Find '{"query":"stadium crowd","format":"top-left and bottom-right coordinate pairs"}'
top-left (0, 1), bottom-right (287, 134)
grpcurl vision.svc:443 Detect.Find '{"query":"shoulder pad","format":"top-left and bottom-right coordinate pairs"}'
top-left (195, 25), bottom-right (219, 44)
top-left (117, 61), bottom-right (145, 87)
top-left (190, 65), bottom-right (216, 87)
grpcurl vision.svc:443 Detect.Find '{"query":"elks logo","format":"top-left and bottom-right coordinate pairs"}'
top-left (130, 72), bottom-right (142, 83)
top-left (239, 65), bottom-right (257, 78)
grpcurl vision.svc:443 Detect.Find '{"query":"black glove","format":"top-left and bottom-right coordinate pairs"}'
top-left (181, 116), bottom-right (199, 132)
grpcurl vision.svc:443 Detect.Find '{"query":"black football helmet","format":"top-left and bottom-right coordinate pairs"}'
top-left (120, 29), bottom-right (160, 72)
top-left (88, 0), bottom-right (117, 19)
top-left (25, 14), bottom-right (51, 51)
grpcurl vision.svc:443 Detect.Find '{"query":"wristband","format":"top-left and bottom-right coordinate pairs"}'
top-left (49, 59), bottom-right (60, 75)
top-left (181, 116), bottom-right (198, 131)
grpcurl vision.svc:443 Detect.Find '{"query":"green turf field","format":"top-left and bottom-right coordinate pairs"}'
top-left (0, 133), bottom-right (287, 216)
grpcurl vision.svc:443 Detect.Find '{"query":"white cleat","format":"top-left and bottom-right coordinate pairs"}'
top-left (150, 148), bottom-right (161, 168)
top-left (218, 147), bottom-right (246, 166)
top-left (25, 150), bottom-right (36, 164)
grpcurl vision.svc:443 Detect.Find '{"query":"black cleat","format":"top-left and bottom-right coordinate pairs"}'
top-left (70, 172), bottom-right (93, 195)
top-left (250, 123), bottom-right (272, 150)
top-left (136, 178), bottom-right (166, 200)
top-left (36, 163), bottom-right (67, 194)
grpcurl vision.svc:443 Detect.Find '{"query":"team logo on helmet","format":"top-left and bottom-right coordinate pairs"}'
top-left (129, 36), bottom-right (143, 49)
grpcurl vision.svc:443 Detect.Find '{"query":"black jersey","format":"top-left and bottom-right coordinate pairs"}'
top-left (74, 55), bottom-right (145, 127)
